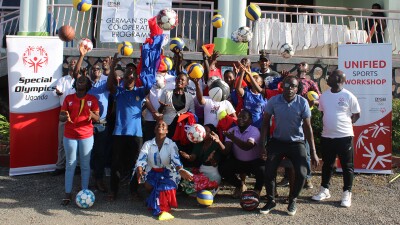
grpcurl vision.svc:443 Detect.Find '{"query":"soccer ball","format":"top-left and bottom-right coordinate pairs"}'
top-left (208, 79), bottom-right (230, 102)
top-left (155, 73), bottom-right (166, 89)
top-left (279, 43), bottom-right (295, 58)
top-left (157, 8), bottom-right (178, 31)
top-left (77, 38), bottom-right (93, 53)
top-left (185, 124), bottom-right (206, 143)
top-left (240, 191), bottom-right (260, 211)
top-left (232, 26), bottom-right (253, 43)
top-left (75, 189), bottom-right (95, 208)
top-left (117, 41), bottom-right (133, 56)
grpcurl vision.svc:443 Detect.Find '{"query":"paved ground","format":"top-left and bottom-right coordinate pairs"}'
top-left (0, 167), bottom-right (399, 225)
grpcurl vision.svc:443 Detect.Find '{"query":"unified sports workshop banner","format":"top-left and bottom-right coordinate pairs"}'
top-left (100, 0), bottom-right (172, 43)
top-left (338, 44), bottom-right (392, 174)
top-left (7, 36), bottom-right (62, 176)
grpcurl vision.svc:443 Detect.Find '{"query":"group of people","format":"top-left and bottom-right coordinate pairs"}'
top-left (52, 38), bottom-right (360, 218)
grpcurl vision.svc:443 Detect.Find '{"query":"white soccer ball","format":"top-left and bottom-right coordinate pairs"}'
top-left (185, 124), bottom-right (206, 143)
top-left (75, 189), bottom-right (95, 209)
top-left (157, 8), bottom-right (178, 31)
top-left (231, 30), bottom-right (242, 43)
top-left (77, 38), bottom-right (93, 53)
top-left (279, 43), bottom-right (295, 58)
top-left (237, 26), bottom-right (253, 43)
top-left (155, 73), bottom-right (166, 89)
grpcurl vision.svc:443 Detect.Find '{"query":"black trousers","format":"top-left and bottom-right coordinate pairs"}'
top-left (320, 136), bottom-right (354, 192)
top-left (265, 139), bottom-right (308, 201)
top-left (219, 157), bottom-right (265, 191)
top-left (110, 135), bottom-right (143, 196)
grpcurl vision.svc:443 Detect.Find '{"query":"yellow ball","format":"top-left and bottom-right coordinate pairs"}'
top-left (187, 63), bottom-right (204, 79)
top-left (161, 57), bottom-right (173, 71)
top-left (197, 190), bottom-right (213, 207)
top-left (307, 91), bottom-right (319, 101)
top-left (245, 72), bottom-right (259, 83)
top-left (73, 0), bottom-right (92, 12)
top-left (245, 3), bottom-right (261, 21)
top-left (169, 37), bottom-right (185, 51)
top-left (218, 110), bottom-right (227, 120)
top-left (212, 14), bottom-right (224, 28)
top-left (117, 41), bottom-right (134, 56)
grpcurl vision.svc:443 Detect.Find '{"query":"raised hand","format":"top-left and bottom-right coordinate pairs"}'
top-left (222, 130), bottom-right (235, 140)
top-left (210, 131), bottom-right (220, 143)
top-left (179, 151), bottom-right (190, 160)
top-left (210, 50), bottom-right (220, 62)
top-left (280, 70), bottom-right (291, 78)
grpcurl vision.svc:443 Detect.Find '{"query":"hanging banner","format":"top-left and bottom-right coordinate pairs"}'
top-left (7, 36), bottom-right (62, 176)
top-left (100, 0), bottom-right (172, 43)
top-left (338, 44), bottom-right (392, 174)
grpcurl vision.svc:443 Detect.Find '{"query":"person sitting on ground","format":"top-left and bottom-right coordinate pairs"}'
top-left (60, 44), bottom-right (100, 205)
top-left (134, 120), bottom-right (193, 220)
top-left (219, 109), bottom-right (265, 198)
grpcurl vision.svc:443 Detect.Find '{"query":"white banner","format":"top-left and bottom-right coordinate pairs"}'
top-left (100, 0), bottom-right (172, 43)
top-left (338, 44), bottom-right (392, 174)
top-left (7, 36), bottom-right (62, 175)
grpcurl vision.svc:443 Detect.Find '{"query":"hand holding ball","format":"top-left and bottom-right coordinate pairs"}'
top-left (78, 38), bottom-right (93, 53)
top-left (58, 25), bottom-right (75, 42)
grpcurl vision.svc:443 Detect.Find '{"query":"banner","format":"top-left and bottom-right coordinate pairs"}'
top-left (338, 44), bottom-right (392, 174)
top-left (7, 36), bottom-right (62, 176)
top-left (100, 0), bottom-right (172, 43)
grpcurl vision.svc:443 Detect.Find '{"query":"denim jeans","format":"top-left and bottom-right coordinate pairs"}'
top-left (305, 140), bottom-right (312, 179)
top-left (64, 136), bottom-right (94, 193)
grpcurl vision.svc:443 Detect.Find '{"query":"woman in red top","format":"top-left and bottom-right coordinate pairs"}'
top-left (60, 47), bottom-right (100, 205)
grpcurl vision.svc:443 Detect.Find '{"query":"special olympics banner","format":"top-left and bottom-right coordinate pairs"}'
top-left (100, 0), bottom-right (172, 43)
top-left (338, 44), bottom-right (392, 174)
top-left (7, 36), bottom-right (62, 176)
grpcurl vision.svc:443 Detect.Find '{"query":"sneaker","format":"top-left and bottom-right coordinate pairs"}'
top-left (311, 186), bottom-right (331, 201)
top-left (340, 190), bottom-right (352, 207)
top-left (277, 177), bottom-right (289, 187)
top-left (287, 200), bottom-right (297, 216)
top-left (303, 179), bottom-right (314, 189)
top-left (260, 200), bottom-right (276, 214)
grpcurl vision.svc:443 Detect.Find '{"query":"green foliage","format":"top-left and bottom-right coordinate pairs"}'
top-left (0, 114), bottom-right (10, 143)
top-left (311, 108), bottom-right (323, 156)
top-left (392, 99), bottom-right (400, 156)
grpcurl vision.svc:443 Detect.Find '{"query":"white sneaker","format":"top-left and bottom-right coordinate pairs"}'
top-left (341, 190), bottom-right (352, 207)
top-left (311, 186), bottom-right (331, 201)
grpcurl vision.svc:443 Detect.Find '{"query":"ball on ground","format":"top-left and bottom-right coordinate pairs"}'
top-left (240, 191), bottom-right (260, 211)
top-left (197, 190), bottom-right (213, 207)
top-left (75, 189), bottom-right (95, 208)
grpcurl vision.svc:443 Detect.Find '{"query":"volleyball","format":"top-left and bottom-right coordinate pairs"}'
top-left (157, 8), bottom-right (178, 30)
top-left (197, 190), bottom-right (213, 207)
top-left (75, 189), bottom-right (95, 208)
top-left (245, 72), bottom-right (259, 83)
top-left (77, 38), bottom-right (93, 53)
top-left (212, 14), bottom-right (224, 28)
top-left (162, 57), bottom-right (173, 71)
top-left (117, 41), bottom-right (134, 56)
top-left (58, 25), bottom-right (75, 42)
top-left (169, 37), bottom-right (185, 51)
top-left (245, 3), bottom-right (261, 21)
top-left (187, 63), bottom-right (204, 79)
top-left (73, 0), bottom-right (92, 12)
top-left (307, 91), bottom-right (319, 101)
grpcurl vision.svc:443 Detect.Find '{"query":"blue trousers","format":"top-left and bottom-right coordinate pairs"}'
top-left (64, 136), bottom-right (94, 193)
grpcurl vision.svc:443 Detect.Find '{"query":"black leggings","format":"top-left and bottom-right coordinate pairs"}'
top-left (110, 135), bottom-right (143, 196)
top-left (320, 136), bottom-right (354, 192)
top-left (265, 140), bottom-right (308, 201)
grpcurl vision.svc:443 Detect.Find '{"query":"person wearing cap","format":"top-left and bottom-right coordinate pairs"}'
top-left (258, 50), bottom-right (280, 89)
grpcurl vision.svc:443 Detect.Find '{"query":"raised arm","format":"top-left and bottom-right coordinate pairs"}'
top-left (235, 68), bottom-right (246, 97)
top-left (193, 78), bottom-right (206, 105)
top-left (106, 53), bottom-right (119, 95)
top-left (172, 48), bottom-right (183, 73)
top-left (72, 43), bottom-right (89, 79)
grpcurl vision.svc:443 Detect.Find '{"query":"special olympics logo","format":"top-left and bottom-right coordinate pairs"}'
top-left (22, 46), bottom-right (49, 73)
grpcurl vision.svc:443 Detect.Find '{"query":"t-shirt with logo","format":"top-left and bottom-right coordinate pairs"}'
top-left (61, 93), bottom-right (99, 139)
top-left (319, 88), bottom-right (360, 138)
top-left (243, 88), bottom-right (267, 129)
top-left (203, 97), bottom-right (235, 127)
top-left (113, 86), bottom-right (146, 136)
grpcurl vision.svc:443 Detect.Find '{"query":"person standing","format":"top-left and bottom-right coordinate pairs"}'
top-left (51, 59), bottom-right (77, 176)
top-left (364, 3), bottom-right (387, 43)
top-left (312, 70), bottom-right (360, 208)
top-left (260, 75), bottom-right (319, 216)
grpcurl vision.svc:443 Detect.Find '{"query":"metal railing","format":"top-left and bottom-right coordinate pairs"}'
top-left (249, 3), bottom-right (400, 57)
top-left (0, 6), bottom-right (20, 59)
top-left (48, 0), bottom-right (214, 52)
